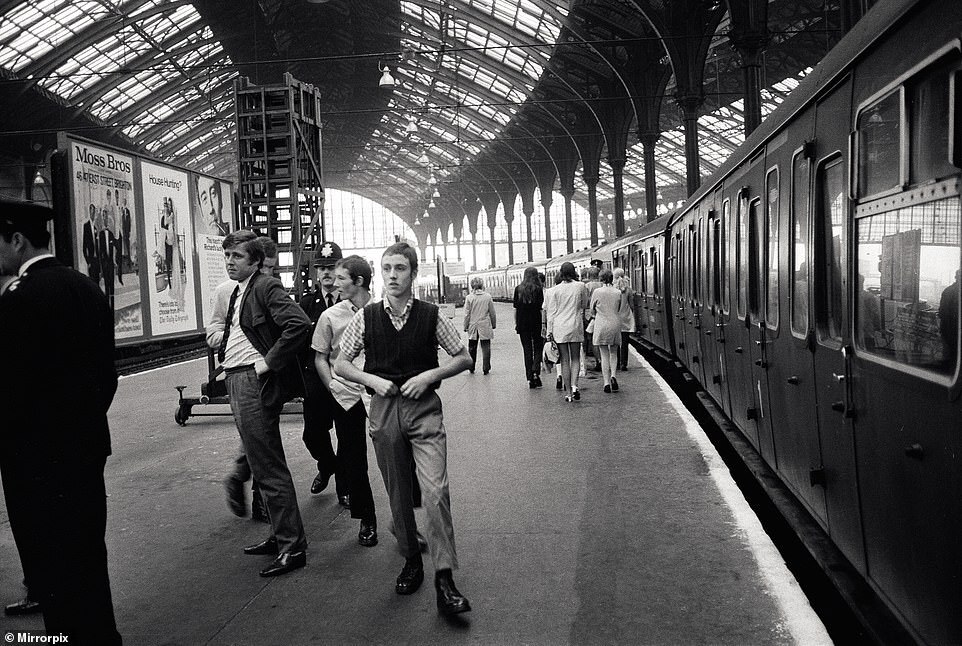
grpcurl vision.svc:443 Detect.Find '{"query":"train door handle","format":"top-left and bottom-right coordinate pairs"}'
top-left (754, 359), bottom-right (768, 369)
top-left (786, 376), bottom-right (799, 385)
top-left (904, 443), bottom-right (924, 460)
top-left (831, 401), bottom-right (846, 413)
top-left (832, 372), bottom-right (845, 383)
top-left (705, 330), bottom-right (712, 336)
top-left (734, 346), bottom-right (743, 354)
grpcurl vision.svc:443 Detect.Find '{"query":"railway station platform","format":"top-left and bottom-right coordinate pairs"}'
top-left (0, 302), bottom-right (830, 645)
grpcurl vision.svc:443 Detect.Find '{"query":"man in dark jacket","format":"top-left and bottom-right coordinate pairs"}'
top-left (0, 199), bottom-right (122, 645)
top-left (218, 230), bottom-right (312, 577)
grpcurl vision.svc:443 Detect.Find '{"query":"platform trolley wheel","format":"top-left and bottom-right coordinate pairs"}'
top-left (175, 405), bottom-right (189, 426)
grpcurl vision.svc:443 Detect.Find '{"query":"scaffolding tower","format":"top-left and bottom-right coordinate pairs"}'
top-left (234, 73), bottom-right (324, 296)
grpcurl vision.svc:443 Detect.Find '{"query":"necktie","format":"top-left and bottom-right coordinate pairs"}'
top-left (217, 285), bottom-right (241, 363)
top-left (326, 293), bottom-right (335, 308)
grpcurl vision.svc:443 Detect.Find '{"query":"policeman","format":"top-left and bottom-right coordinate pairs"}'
top-left (297, 241), bottom-right (349, 504)
top-left (0, 199), bottom-right (122, 644)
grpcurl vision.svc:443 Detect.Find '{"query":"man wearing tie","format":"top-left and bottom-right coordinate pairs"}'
top-left (297, 242), bottom-right (346, 504)
top-left (218, 230), bottom-right (312, 577)
top-left (97, 211), bottom-right (116, 309)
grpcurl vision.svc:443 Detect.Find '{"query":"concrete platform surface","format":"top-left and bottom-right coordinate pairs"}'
top-left (0, 302), bottom-right (830, 645)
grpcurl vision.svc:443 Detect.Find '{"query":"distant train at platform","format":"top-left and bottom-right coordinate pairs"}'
top-left (433, 1), bottom-right (962, 641)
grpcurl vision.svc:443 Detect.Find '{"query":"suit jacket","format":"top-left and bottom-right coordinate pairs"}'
top-left (83, 221), bottom-right (99, 267)
top-left (239, 272), bottom-right (312, 407)
top-left (0, 258), bottom-right (116, 464)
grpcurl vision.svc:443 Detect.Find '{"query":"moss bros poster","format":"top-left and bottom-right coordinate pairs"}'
top-left (69, 140), bottom-right (143, 340)
top-left (192, 174), bottom-right (233, 324)
top-left (140, 161), bottom-right (198, 335)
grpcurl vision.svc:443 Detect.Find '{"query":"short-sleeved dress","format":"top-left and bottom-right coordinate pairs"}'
top-left (590, 285), bottom-right (623, 345)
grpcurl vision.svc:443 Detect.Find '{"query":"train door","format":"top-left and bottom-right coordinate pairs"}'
top-left (701, 201), bottom-right (723, 404)
top-left (847, 52), bottom-right (962, 640)
top-left (746, 167), bottom-right (779, 465)
top-left (811, 75), bottom-right (865, 572)
top-left (725, 185), bottom-right (761, 447)
top-left (764, 142), bottom-right (828, 525)
top-left (689, 214), bottom-right (708, 385)
top-left (671, 226), bottom-right (691, 366)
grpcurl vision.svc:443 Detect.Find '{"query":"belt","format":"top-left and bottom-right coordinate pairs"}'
top-left (224, 364), bottom-right (254, 375)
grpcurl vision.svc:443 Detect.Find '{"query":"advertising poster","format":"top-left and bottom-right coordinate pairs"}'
top-left (69, 139), bottom-right (143, 340)
top-left (141, 161), bottom-right (198, 335)
top-left (192, 174), bottom-right (233, 324)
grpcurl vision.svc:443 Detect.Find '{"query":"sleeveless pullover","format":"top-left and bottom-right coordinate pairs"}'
top-left (363, 299), bottom-right (441, 392)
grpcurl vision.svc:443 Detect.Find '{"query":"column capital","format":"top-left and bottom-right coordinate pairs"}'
top-left (637, 130), bottom-right (661, 147)
top-left (607, 156), bottom-right (626, 173)
top-left (674, 92), bottom-right (705, 118)
top-left (583, 173), bottom-right (599, 187)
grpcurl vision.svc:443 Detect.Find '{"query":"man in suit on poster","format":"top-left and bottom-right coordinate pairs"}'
top-left (83, 203), bottom-right (101, 284)
top-left (0, 198), bottom-right (122, 644)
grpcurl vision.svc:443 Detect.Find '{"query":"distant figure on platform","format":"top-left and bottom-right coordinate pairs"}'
top-left (546, 261), bottom-right (588, 402)
top-left (584, 265), bottom-right (604, 371)
top-left (312, 255), bottom-right (379, 548)
top-left (463, 277), bottom-right (496, 375)
top-left (206, 236), bottom-right (279, 524)
top-left (298, 242), bottom-right (345, 503)
top-left (613, 267), bottom-right (635, 370)
top-left (335, 241), bottom-right (473, 616)
top-left (218, 230), bottom-right (312, 577)
top-left (939, 269), bottom-right (960, 367)
top-left (513, 266), bottom-right (544, 388)
top-left (590, 269), bottom-right (623, 393)
top-left (0, 199), bottom-right (122, 644)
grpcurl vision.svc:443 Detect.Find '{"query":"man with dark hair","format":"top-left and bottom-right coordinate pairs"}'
top-left (298, 241), bottom-right (346, 503)
top-left (336, 241), bottom-right (474, 616)
top-left (83, 203), bottom-right (101, 283)
top-left (0, 199), bottom-right (122, 644)
top-left (218, 230), bottom-right (312, 577)
top-left (312, 255), bottom-right (379, 547)
top-left (207, 235), bottom-right (280, 523)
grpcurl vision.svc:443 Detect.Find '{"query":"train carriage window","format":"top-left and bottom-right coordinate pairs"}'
top-left (791, 151), bottom-right (811, 336)
top-left (766, 168), bottom-right (780, 329)
top-left (909, 56), bottom-right (957, 184)
top-left (855, 197), bottom-right (960, 374)
top-left (721, 199), bottom-right (730, 314)
top-left (711, 216), bottom-right (721, 309)
top-left (817, 157), bottom-right (847, 342)
top-left (652, 247), bottom-right (660, 296)
top-left (857, 90), bottom-right (902, 197)
top-left (749, 197), bottom-right (763, 320)
top-left (737, 191), bottom-right (750, 319)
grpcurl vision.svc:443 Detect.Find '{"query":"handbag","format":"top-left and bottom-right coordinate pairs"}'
top-left (543, 335), bottom-right (560, 366)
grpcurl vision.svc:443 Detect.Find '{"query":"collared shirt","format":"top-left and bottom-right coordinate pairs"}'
top-left (221, 272), bottom-right (262, 369)
top-left (18, 254), bottom-right (55, 276)
top-left (339, 297), bottom-right (464, 361)
top-left (312, 299), bottom-right (366, 411)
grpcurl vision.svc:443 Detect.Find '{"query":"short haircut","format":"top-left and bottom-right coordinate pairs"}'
top-left (337, 254), bottom-right (372, 289)
top-left (587, 266), bottom-right (601, 280)
top-left (382, 241), bottom-right (418, 273)
top-left (600, 268), bottom-right (613, 284)
top-left (223, 230), bottom-right (265, 268)
top-left (470, 277), bottom-right (484, 290)
top-left (559, 261), bottom-right (578, 281)
top-left (255, 235), bottom-right (278, 260)
top-left (613, 267), bottom-right (625, 278)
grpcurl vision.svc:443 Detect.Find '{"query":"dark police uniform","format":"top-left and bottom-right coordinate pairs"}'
top-left (0, 200), bottom-right (121, 644)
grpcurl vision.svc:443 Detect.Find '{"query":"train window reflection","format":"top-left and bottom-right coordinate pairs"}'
top-left (855, 196), bottom-right (961, 373)
top-left (858, 90), bottom-right (901, 197)
top-left (721, 199), bottom-right (730, 313)
top-left (817, 158), bottom-right (846, 341)
top-left (909, 58), bottom-right (955, 184)
top-left (737, 192), bottom-right (749, 319)
top-left (792, 152), bottom-right (811, 336)
top-left (766, 168), bottom-right (780, 329)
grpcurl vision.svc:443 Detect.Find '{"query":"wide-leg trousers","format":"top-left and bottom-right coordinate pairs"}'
top-left (368, 391), bottom-right (458, 571)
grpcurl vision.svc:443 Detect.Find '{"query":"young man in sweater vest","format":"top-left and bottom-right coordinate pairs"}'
top-left (335, 242), bottom-right (473, 616)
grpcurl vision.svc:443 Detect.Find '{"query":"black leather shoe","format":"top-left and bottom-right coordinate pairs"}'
top-left (259, 551), bottom-right (306, 577)
top-left (358, 519), bottom-right (378, 547)
top-left (338, 494), bottom-right (351, 508)
top-left (556, 376), bottom-right (563, 390)
top-left (243, 536), bottom-right (279, 555)
top-left (610, 377), bottom-right (619, 392)
top-left (395, 554), bottom-right (424, 595)
top-left (435, 569), bottom-right (471, 615)
top-left (310, 470), bottom-right (331, 495)
top-left (533, 375), bottom-right (543, 388)
top-left (224, 477), bottom-right (247, 517)
top-left (4, 598), bottom-right (41, 616)
top-left (528, 379), bottom-right (537, 388)
top-left (251, 486), bottom-right (269, 524)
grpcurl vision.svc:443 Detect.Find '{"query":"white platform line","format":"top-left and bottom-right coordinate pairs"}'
top-left (632, 348), bottom-right (832, 646)
top-left (118, 355), bottom-right (205, 380)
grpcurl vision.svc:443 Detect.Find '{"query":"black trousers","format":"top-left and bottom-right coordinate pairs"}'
top-left (332, 401), bottom-right (376, 521)
top-left (301, 370), bottom-right (344, 494)
top-left (518, 331), bottom-right (544, 380)
top-left (1, 456), bottom-right (121, 646)
top-left (618, 331), bottom-right (630, 369)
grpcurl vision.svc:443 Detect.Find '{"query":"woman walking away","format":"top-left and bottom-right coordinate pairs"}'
top-left (464, 277), bottom-right (496, 374)
top-left (613, 267), bottom-right (635, 370)
top-left (590, 269), bottom-right (623, 393)
top-left (545, 261), bottom-right (588, 402)
top-left (513, 267), bottom-right (545, 388)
